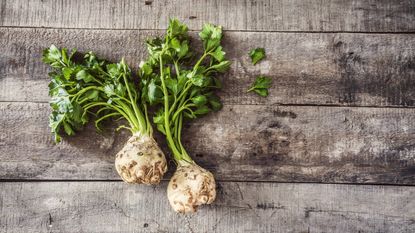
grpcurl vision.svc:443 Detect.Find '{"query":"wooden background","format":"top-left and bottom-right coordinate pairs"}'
top-left (1, 0), bottom-right (415, 232)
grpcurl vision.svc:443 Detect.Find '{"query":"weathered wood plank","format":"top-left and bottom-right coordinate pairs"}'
top-left (0, 181), bottom-right (414, 233)
top-left (1, 102), bottom-right (414, 184)
top-left (1, 28), bottom-right (415, 107)
top-left (1, 0), bottom-right (415, 32)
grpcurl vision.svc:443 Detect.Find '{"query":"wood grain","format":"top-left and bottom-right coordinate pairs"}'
top-left (1, 102), bottom-right (414, 184)
top-left (1, 1), bottom-right (415, 231)
top-left (0, 181), bottom-right (414, 233)
top-left (1, 28), bottom-right (415, 107)
top-left (1, 0), bottom-right (415, 32)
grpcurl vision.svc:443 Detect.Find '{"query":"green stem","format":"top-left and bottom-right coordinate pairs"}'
top-left (172, 104), bottom-right (195, 123)
top-left (174, 60), bottom-right (181, 77)
top-left (169, 81), bottom-right (191, 116)
top-left (83, 102), bottom-right (135, 131)
top-left (95, 112), bottom-right (121, 130)
top-left (70, 86), bottom-right (101, 102)
top-left (113, 99), bottom-right (140, 132)
top-left (246, 87), bottom-right (255, 92)
top-left (122, 73), bottom-right (147, 134)
top-left (143, 104), bottom-right (152, 135)
top-left (159, 55), bottom-right (183, 162)
top-left (193, 52), bottom-right (208, 71)
top-left (176, 114), bottom-right (192, 162)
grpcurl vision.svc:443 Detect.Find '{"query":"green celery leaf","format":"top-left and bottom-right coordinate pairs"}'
top-left (212, 77), bottom-right (222, 88)
top-left (76, 70), bottom-right (94, 83)
top-left (194, 105), bottom-right (211, 115)
top-left (199, 23), bottom-right (223, 51)
top-left (210, 46), bottom-right (225, 62)
top-left (249, 48), bottom-right (266, 65)
top-left (63, 121), bottom-right (75, 136)
top-left (165, 78), bottom-right (178, 94)
top-left (156, 123), bottom-right (166, 135)
top-left (178, 41), bottom-right (190, 58)
top-left (139, 61), bottom-right (153, 76)
top-left (254, 88), bottom-right (269, 97)
top-left (167, 18), bottom-right (188, 38)
top-left (209, 60), bottom-right (231, 73)
top-left (188, 73), bottom-right (205, 87)
top-left (247, 76), bottom-right (272, 97)
top-left (208, 95), bottom-right (222, 111)
top-left (84, 89), bottom-right (100, 101)
top-left (191, 95), bottom-right (208, 106)
top-left (177, 72), bottom-right (188, 92)
top-left (104, 84), bottom-right (116, 97)
top-left (62, 67), bottom-right (73, 79)
top-left (43, 45), bottom-right (62, 63)
top-left (148, 79), bottom-right (162, 104)
top-left (115, 83), bottom-right (126, 96)
top-left (107, 63), bottom-right (121, 78)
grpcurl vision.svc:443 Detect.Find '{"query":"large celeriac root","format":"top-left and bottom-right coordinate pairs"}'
top-left (167, 161), bottom-right (216, 213)
top-left (115, 133), bottom-right (167, 184)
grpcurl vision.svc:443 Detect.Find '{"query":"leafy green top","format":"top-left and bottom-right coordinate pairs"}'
top-left (42, 45), bottom-right (150, 142)
top-left (140, 19), bottom-right (231, 162)
top-left (249, 48), bottom-right (266, 65)
top-left (247, 76), bottom-right (272, 97)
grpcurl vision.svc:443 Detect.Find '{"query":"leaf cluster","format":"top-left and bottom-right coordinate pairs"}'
top-left (42, 45), bottom-right (146, 142)
top-left (139, 19), bottom-right (231, 160)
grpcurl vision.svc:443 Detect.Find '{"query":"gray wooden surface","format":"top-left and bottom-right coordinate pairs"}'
top-left (1, 182), bottom-right (415, 233)
top-left (2, 0), bottom-right (415, 32)
top-left (2, 102), bottom-right (415, 184)
top-left (2, 28), bottom-right (415, 107)
top-left (1, 0), bottom-right (415, 232)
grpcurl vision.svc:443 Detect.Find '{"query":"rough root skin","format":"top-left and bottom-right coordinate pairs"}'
top-left (167, 161), bottom-right (216, 213)
top-left (115, 133), bottom-right (167, 184)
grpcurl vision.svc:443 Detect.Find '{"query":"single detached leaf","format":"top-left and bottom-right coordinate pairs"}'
top-left (249, 48), bottom-right (266, 65)
top-left (247, 76), bottom-right (272, 97)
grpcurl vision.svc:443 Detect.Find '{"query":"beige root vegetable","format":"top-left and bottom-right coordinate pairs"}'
top-left (115, 133), bottom-right (167, 184)
top-left (167, 161), bottom-right (216, 213)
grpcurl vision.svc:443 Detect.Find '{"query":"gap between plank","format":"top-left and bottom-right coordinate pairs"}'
top-left (0, 25), bottom-right (415, 35)
top-left (1, 100), bottom-right (415, 109)
top-left (0, 179), bottom-right (414, 187)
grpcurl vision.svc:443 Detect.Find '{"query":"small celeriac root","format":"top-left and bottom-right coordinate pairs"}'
top-left (115, 132), bottom-right (167, 184)
top-left (167, 160), bottom-right (216, 213)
